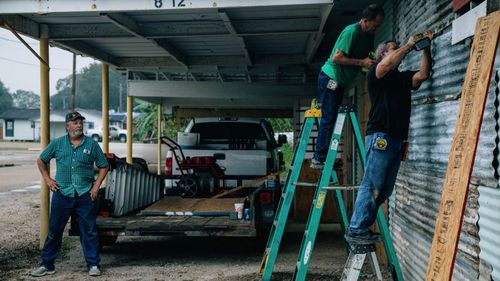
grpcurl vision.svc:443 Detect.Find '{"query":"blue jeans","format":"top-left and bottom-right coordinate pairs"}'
top-left (40, 190), bottom-right (100, 270)
top-left (314, 71), bottom-right (345, 162)
top-left (349, 132), bottom-right (403, 234)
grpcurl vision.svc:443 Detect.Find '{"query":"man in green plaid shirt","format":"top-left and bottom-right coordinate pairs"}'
top-left (31, 111), bottom-right (109, 277)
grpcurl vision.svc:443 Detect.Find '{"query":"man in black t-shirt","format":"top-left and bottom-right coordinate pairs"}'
top-left (345, 32), bottom-right (432, 244)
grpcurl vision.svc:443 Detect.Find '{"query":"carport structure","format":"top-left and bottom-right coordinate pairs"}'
top-left (0, 0), bottom-right (377, 248)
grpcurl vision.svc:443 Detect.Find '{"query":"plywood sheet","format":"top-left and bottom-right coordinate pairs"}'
top-left (141, 197), bottom-right (244, 213)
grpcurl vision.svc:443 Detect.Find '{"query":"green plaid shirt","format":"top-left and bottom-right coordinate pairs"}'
top-left (40, 135), bottom-right (109, 197)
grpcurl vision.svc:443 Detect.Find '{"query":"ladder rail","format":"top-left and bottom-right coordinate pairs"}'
top-left (259, 117), bottom-right (316, 281)
top-left (292, 111), bottom-right (348, 281)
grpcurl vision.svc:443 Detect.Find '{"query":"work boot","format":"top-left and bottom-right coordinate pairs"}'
top-left (31, 266), bottom-right (55, 277)
top-left (310, 158), bottom-right (324, 170)
top-left (344, 230), bottom-right (381, 245)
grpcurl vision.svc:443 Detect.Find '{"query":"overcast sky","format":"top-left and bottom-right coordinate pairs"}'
top-left (0, 28), bottom-right (96, 96)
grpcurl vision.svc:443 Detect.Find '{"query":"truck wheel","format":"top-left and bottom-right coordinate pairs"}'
top-left (119, 134), bottom-right (126, 143)
top-left (178, 175), bottom-right (199, 198)
top-left (92, 134), bottom-right (100, 142)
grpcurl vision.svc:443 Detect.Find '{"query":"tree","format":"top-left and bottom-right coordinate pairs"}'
top-left (0, 80), bottom-right (13, 114)
top-left (51, 62), bottom-right (127, 111)
top-left (267, 118), bottom-right (293, 132)
top-left (11, 89), bottom-right (40, 109)
top-left (133, 100), bottom-right (188, 141)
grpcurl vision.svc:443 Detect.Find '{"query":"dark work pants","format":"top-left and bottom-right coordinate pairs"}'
top-left (40, 190), bottom-right (100, 270)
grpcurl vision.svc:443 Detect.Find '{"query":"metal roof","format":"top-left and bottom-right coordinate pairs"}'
top-left (0, 0), bottom-right (379, 111)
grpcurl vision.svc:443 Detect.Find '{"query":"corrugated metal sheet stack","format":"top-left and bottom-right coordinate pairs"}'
top-left (386, 0), bottom-right (500, 280)
top-left (106, 164), bottom-right (161, 217)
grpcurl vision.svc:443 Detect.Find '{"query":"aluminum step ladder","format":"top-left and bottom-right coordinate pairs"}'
top-left (341, 244), bottom-right (383, 281)
top-left (258, 102), bottom-right (404, 281)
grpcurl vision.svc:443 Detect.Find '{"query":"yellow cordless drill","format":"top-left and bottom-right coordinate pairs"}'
top-left (412, 32), bottom-right (432, 51)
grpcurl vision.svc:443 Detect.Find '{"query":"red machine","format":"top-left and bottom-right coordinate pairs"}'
top-left (161, 136), bottom-right (225, 198)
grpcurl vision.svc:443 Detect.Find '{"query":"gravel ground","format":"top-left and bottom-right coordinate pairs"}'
top-left (0, 142), bottom-right (390, 280)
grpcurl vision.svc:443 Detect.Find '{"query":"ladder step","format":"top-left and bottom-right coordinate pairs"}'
top-left (322, 185), bottom-right (360, 191)
top-left (291, 181), bottom-right (340, 187)
top-left (341, 244), bottom-right (381, 281)
top-left (291, 181), bottom-right (317, 187)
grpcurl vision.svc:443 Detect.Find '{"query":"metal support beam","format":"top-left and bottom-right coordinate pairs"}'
top-left (216, 66), bottom-right (225, 82)
top-left (101, 12), bottom-right (188, 68)
top-left (305, 3), bottom-right (332, 63)
top-left (157, 104), bottom-right (162, 176)
top-left (102, 64), bottom-right (110, 153)
top-left (53, 40), bottom-right (118, 66)
top-left (126, 95), bottom-right (133, 164)
top-left (39, 37), bottom-right (50, 249)
top-left (4, 22), bottom-right (48, 66)
top-left (219, 10), bottom-right (252, 65)
top-left (0, 0), bottom-right (333, 13)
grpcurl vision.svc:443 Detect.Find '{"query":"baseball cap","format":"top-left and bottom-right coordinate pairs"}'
top-left (65, 111), bottom-right (86, 122)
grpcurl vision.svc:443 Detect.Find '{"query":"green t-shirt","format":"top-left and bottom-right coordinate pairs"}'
top-left (321, 22), bottom-right (374, 89)
top-left (40, 135), bottom-right (109, 197)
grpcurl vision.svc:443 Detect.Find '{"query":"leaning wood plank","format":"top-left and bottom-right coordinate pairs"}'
top-left (425, 11), bottom-right (500, 281)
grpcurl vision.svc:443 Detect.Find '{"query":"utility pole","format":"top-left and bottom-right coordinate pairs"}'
top-left (119, 82), bottom-right (123, 112)
top-left (70, 53), bottom-right (76, 111)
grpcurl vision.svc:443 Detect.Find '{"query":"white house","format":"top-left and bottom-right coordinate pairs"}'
top-left (0, 109), bottom-right (39, 141)
top-left (0, 108), bottom-right (103, 141)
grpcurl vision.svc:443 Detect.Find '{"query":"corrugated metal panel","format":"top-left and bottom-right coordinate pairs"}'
top-left (388, 1), bottom-right (500, 280)
top-left (389, 170), bottom-right (480, 280)
top-left (106, 164), bottom-right (161, 217)
top-left (374, 0), bottom-right (393, 46)
top-left (478, 186), bottom-right (500, 280)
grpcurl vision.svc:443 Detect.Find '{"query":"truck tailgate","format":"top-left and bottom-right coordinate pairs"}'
top-left (177, 150), bottom-right (268, 176)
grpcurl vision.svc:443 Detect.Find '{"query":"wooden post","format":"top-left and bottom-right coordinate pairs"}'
top-left (425, 11), bottom-right (499, 281)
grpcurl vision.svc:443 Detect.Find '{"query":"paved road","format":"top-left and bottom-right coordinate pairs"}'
top-left (0, 141), bottom-right (161, 193)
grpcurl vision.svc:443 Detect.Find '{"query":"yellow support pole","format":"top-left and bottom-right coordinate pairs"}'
top-left (157, 104), bottom-right (162, 175)
top-left (101, 64), bottom-right (109, 153)
top-left (126, 96), bottom-right (133, 164)
top-left (39, 37), bottom-right (50, 249)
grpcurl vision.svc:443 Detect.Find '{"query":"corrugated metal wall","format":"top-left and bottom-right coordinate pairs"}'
top-left (478, 67), bottom-right (500, 281)
top-left (388, 0), bottom-right (500, 280)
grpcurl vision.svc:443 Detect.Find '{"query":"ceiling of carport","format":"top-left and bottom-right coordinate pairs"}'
top-left (0, 0), bottom-right (379, 111)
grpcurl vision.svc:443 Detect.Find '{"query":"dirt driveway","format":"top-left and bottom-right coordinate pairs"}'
top-left (0, 142), bottom-right (388, 281)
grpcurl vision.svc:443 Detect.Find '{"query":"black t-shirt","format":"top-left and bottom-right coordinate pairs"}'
top-left (366, 63), bottom-right (417, 139)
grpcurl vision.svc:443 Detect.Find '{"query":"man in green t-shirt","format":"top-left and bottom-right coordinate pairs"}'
top-left (311, 4), bottom-right (384, 169)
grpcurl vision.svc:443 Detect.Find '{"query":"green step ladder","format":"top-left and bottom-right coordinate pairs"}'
top-left (258, 103), bottom-right (404, 281)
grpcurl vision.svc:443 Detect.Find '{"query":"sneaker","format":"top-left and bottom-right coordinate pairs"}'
top-left (310, 158), bottom-right (325, 170)
top-left (344, 230), bottom-right (381, 245)
top-left (31, 266), bottom-right (55, 277)
top-left (89, 265), bottom-right (101, 276)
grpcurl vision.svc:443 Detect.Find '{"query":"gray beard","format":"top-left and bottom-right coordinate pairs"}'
top-left (69, 130), bottom-right (83, 138)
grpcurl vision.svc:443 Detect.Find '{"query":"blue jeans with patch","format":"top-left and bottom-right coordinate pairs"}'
top-left (40, 190), bottom-right (100, 270)
top-left (313, 71), bottom-right (345, 162)
top-left (349, 132), bottom-right (404, 234)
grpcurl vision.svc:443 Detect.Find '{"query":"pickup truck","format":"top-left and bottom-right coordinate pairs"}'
top-left (164, 117), bottom-right (287, 193)
top-left (86, 125), bottom-right (127, 142)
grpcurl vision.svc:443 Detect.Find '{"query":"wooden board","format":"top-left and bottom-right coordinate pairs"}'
top-left (293, 159), bottom-right (342, 222)
top-left (425, 11), bottom-right (500, 281)
top-left (97, 213), bottom-right (254, 237)
top-left (141, 197), bottom-right (244, 214)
